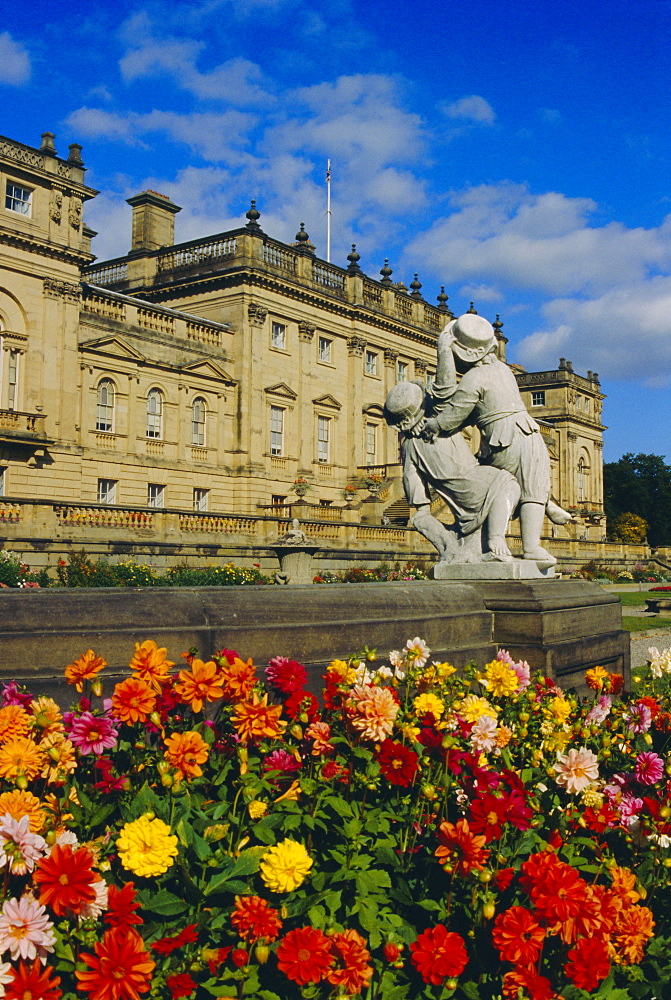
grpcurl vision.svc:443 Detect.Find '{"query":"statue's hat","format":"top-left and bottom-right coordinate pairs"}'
top-left (446, 314), bottom-right (497, 363)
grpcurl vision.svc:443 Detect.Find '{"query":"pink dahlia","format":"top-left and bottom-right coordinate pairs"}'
top-left (0, 682), bottom-right (33, 710)
top-left (624, 703), bottom-right (653, 734)
top-left (0, 814), bottom-right (46, 875)
top-left (347, 684), bottom-right (399, 742)
top-left (262, 749), bottom-right (302, 776)
top-left (0, 895), bottom-right (55, 963)
top-left (635, 751), bottom-right (664, 785)
top-left (553, 747), bottom-right (599, 794)
top-left (67, 712), bottom-right (118, 755)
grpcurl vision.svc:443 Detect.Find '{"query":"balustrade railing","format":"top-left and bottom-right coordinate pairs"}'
top-left (262, 243), bottom-right (297, 273)
top-left (85, 262), bottom-right (129, 286)
top-left (312, 262), bottom-right (346, 297)
top-left (157, 237), bottom-right (237, 272)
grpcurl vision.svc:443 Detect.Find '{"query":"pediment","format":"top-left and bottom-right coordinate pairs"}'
top-left (179, 359), bottom-right (237, 384)
top-left (313, 393), bottom-right (342, 411)
top-left (362, 403), bottom-right (385, 418)
top-left (265, 382), bottom-right (297, 401)
top-left (79, 336), bottom-right (146, 361)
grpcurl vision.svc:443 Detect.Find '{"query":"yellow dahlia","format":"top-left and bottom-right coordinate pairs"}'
top-left (39, 734), bottom-right (77, 785)
top-left (30, 697), bottom-right (64, 736)
top-left (543, 696), bottom-right (572, 726)
top-left (413, 692), bottom-right (445, 719)
top-left (0, 705), bottom-right (31, 744)
top-left (117, 815), bottom-right (178, 877)
top-left (259, 839), bottom-right (312, 892)
top-left (480, 660), bottom-right (519, 697)
top-left (248, 800), bottom-right (268, 820)
top-left (0, 789), bottom-right (46, 832)
top-left (455, 695), bottom-right (498, 722)
top-left (327, 659), bottom-right (356, 684)
top-left (0, 736), bottom-right (44, 781)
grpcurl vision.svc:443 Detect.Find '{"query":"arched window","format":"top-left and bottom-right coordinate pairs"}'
top-left (577, 453), bottom-right (590, 502)
top-left (146, 388), bottom-right (163, 439)
top-left (96, 379), bottom-right (115, 432)
top-left (192, 397), bottom-right (206, 446)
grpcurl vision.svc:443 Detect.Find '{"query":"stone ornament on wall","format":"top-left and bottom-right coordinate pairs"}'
top-left (414, 359), bottom-right (428, 374)
top-left (69, 197), bottom-right (82, 230)
top-left (298, 321), bottom-right (315, 342)
top-left (347, 336), bottom-right (366, 356)
top-left (248, 303), bottom-right (268, 326)
top-left (49, 189), bottom-right (63, 224)
top-left (383, 348), bottom-right (399, 367)
top-left (43, 277), bottom-right (81, 302)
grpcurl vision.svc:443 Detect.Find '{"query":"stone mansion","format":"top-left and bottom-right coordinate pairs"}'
top-left (0, 129), bottom-right (607, 569)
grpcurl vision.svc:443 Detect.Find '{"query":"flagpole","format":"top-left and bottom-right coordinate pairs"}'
top-left (326, 159), bottom-right (331, 263)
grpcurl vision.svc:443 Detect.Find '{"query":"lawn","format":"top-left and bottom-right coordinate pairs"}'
top-left (621, 615), bottom-right (671, 632)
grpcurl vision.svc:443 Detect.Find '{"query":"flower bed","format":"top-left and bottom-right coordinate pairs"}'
top-left (0, 638), bottom-right (670, 999)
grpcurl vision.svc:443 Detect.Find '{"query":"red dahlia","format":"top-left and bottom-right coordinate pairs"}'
top-left (166, 973), bottom-right (197, 999)
top-left (492, 906), bottom-right (545, 966)
top-left (265, 657), bottom-right (308, 694)
top-left (376, 739), bottom-right (419, 787)
top-left (152, 924), bottom-right (199, 955)
top-left (34, 844), bottom-right (99, 916)
top-left (410, 925), bottom-right (468, 984)
top-left (276, 926), bottom-right (334, 985)
top-left (76, 927), bottom-right (155, 1000)
top-left (565, 936), bottom-right (610, 991)
top-left (231, 895), bottom-right (283, 943)
top-left (6, 960), bottom-right (62, 1000)
top-left (326, 928), bottom-right (373, 994)
top-left (105, 882), bottom-right (143, 931)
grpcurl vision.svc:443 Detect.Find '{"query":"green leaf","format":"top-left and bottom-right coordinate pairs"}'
top-left (459, 983), bottom-right (482, 1000)
top-left (327, 797), bottom-right (354, 818)
top-left (355, 869), bottom-right (392, 893)
top-left (204, 847), bottom-right (267, 895)
top-left (139, 889), bottom-right (188, 916)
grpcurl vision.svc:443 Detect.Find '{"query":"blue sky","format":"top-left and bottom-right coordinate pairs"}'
top-left (2, 0), bottom-right (671, 462)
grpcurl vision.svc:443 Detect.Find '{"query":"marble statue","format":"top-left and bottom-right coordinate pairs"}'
top-left (278, 518), bottom-right (308, 544)
top-left (384, 381), bottom-right (520, 563)
top-left (418, 314), bottom-right (571, 564)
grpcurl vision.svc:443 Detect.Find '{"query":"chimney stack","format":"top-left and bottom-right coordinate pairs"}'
top-left (126, 191), bottom-right (181, 252)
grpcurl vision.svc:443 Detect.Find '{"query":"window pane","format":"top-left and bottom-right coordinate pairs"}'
top-left (194, 488), bottom-right (209, 512)
top-left (271, 322), bottom-right (286, 349)
top-left (148, 484), bottom-right (165, 508)
top-left (96, 380), bottom-right (114, 431)
top-left (192, 398), bottom-right (206, 445)
top-left (97, 479), bottom-right (117, 504)
top-left (0, 467), bottom-right (5, 497)
top-left (366, 422), bottom-right (377, 464)
top-left (147, 389), bottom-right (162, 438)
top-left (317, 415), bottom-right (330, 463)
top-left (397, 361), bottom-right (408, 382)
top-left (7, 350), bottom-right (18, 410)
top-left (365, 350), bottom-right (377, 375)
top-left (531, 391), bottom-right (545, 406)
top-left (270, 406), bottom-right (284, 456)
top-left (5, 182), bottom-right (32, 215)
top-left (318, 337), bottom-right (332, 363)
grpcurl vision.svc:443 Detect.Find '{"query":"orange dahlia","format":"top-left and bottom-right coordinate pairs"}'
top-left (492, 906), bottom-right (546, 965)
top-left (232, 692), bottom-right (286, 743)
top-left (0, 737), bottom-right (44, 782)
top-left (163, 730), bottom-right (209, 780)
top-left (129, 640), bottom-right (174, 693)
top-left (34, 843), bottom-right (100, 916)
top-left (0, 705), bottom-right (31, 743)
top-left (76, 926), bottom-right (155, 1000)
top-left (175, 659), bottom-right (224, 714)
top-left (326, 928), bottom-right (374, 994)
top-left (111, 677), bottom-right (156, 725)
top-left (0, 789), bottom-right (45, 833)
top-left (276, 926), bottom-right (333, 985)
top-left (220, 657), bottom-right (257, 702)
top-left (434, 818), bottom-right (490, 875)
top-left (30, 698), bottom-right (63, 736)
top-left (64, 649), bottom-right (107, 693)
top-left (39, 734), bottom-right (77, 785)
top-left (5, 959), bottom-right (61, 1000)
top-left (528, 858), bottom-right (588, 923)
top-left (612, 905), bottom-right (655, 964)
top-left (231, 895), bottom-right (283, 943)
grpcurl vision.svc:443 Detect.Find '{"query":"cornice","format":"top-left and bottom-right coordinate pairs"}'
top-left (0, 229), bottom-right (94, 267)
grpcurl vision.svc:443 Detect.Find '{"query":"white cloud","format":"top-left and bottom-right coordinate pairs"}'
top-left (0, 32), bottom-right (30, 86)
top-left (440, 95), bottom-right (495, 125)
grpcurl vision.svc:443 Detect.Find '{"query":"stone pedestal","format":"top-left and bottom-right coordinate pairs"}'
top-left (434, 561), bottom-right (554, 580)
top-left (269, 544), bottom-right (320, 585)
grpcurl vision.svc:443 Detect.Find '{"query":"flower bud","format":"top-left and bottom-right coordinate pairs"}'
top-left (482, 901), bottom-right (495, 920)
top-left (157, 760), bottom-right (171, 775)
top-left (91, 679), bottom-right (103, 698)
top-left (446, 978), bottom-right (458, 991)
top-left (15, 774), bottom-right (28, 790)
top-left (290, 724), bottom-right (303, 741)
top-left (149, 711), bottom-right (162, 727)
top-left (160, 773), bottom-right (173, 787)
top-left (383, 942), bottom-right (400, 962)
top-left (421, 784), bottom-right (436, 801)
top-left (255, 944), bottom-right (270, 964)
top-left (232, 948), bottom-right (248, 968)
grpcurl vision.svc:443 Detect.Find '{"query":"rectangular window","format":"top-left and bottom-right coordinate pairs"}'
top-left (317, 415), bottom-right (330, 463)
top-left (318, 336), bottom-right (332, 363)
top-left (147, 483), bottom-right (165, 508)
top-left (97, 479), bottom-right (117, 504)
top-left (425, 371), bottom-right (434, 390)
top-left (193, 488), bottom-right (209, 512)
top-left (5, 182), bottom-right (32, 216)
top-left (531, 391), bottom-right (546, 406)
top-left (397, 360), bottom-right (408, 382)
top-left (584, 397), bottom-right (590, 412)
top-left (271, 322), bottom-right (287, 350)
top-left (7, 350), bottom-right (18, 410)
top-left (270, 405), bottom-right (284, 456)
top-left (365, 422), bottom-right (377, 465)
top-left (365, 350), bottom-right (378, 376)
top-left (271, 495), bottom-right (287, 507)
top-left (0, 467), bottom-right (5, 497)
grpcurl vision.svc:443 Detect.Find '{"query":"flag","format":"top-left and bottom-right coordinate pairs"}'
top-left (326, 160), bottom-right (331, 183)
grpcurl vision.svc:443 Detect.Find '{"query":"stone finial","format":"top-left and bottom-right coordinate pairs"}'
top-left (436, 286), bottom-right (451, 313)
top-left (565, 360), bottom-right (574, 372)
top-left (467, 301), bottom-right (478, 314)
top-left (347, 244), bottom-right (362, 273)
top-left (40, 132), bottom-right (57, 156)
top-left (409, 273), bottom-right (423, 299)
top-left (380, 259), bottom-right (393, 286)
top-left (592, 372), bottom-right (599, 383)
top-left (559, 357), bottom-right (567, 369)
top-left (246, 200), bottom-right (262, 231)
top-left (295, 222), bottom-right (309, 243)
top-left (67, 143), bottom-right (84, 166)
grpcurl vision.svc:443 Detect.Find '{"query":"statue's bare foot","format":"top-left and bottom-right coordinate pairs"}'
top-left (523, 546), bottom-right (557, 565)
top-left (546, 501), bottom-right (572, 525)
top-left (483, 548), bottom-right (514, 563)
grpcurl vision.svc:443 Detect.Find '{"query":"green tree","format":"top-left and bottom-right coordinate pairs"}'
top-left (608, 511), bottom-right (648, 543)
top-left (604, 453), bottom-right (671, 546)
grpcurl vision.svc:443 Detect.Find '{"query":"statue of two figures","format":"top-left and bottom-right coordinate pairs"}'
top-left (384, 313), bottom-right (572, 574)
